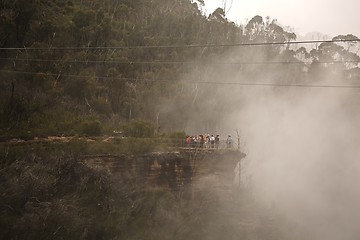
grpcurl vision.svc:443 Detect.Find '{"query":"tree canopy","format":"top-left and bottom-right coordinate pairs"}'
top-left (0, 0), bottom-right (359, 138)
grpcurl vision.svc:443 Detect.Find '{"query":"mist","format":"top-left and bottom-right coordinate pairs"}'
top-left (226, 85), bottom-right (360, 239)
top-left (176, 39), bottom-right (360, 238)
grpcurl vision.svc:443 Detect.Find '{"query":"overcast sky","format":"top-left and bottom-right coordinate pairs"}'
top-left (203, 0), bottom-right (360, 38)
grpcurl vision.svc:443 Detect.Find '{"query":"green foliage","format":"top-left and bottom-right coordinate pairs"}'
top-left (0, 153), bottom-right (112, 240)
top-left (122, 120), bottom-right (155, 138)
top-left (81, 120), bottom-right (102, 136)
top-left (64, 77), bottom-right (89, 99)
top-left (0, 0), bottom-right (358, 138)
top-left (168, 131), bottom-right (187, 139)
top-left (91, 97), bottom-right (112, 116)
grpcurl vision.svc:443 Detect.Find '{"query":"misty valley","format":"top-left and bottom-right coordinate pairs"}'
top-left (1, 0), bottom-right (360, 239)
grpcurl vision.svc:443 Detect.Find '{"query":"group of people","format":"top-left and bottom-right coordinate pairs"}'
top-left (185, 134), bottom-right (233, 149)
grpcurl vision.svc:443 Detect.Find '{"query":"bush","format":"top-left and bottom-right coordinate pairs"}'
top-left (91, 97), bottom-right (112, 116)
top-left (64, 78), bottom-right (88, 99)
top-left (81, 120), bottom-right (102, 136)
top-left (122, 120), bottom-right (155, 138)
top-left (168, 131), bottom-right (186, 139)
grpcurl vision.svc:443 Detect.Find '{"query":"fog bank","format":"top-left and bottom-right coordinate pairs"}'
top-left (231, 87), bottom-right (360, 239)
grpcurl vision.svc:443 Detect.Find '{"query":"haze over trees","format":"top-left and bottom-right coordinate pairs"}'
top-left (0, 0), bottom-right (359, 138)
top-left (2, 1), bottom-right (360, 240)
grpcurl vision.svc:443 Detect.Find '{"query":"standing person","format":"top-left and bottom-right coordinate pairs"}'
top-left (200, 135), bottom-right (205, 148)
top-left (226, 135), bottom-right (233, 149)
top-left (190, 136), bottom-right (195, 148)
top-left (185, 136), bottom-right (191, 147)
top-left (215, 135), bottom-right (220, 149)
top-left (210, 135), bottom-right (215, 148)
top-left (205, 135), bottom-right (210, 149)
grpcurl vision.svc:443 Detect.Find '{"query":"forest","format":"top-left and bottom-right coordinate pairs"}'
top-left (0, 0), bottom-right (358, 139)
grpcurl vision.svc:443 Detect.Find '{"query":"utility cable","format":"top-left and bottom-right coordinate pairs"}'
top-left (0, 57), bottom-right (359, 66)
top-left (2, 69), bottom-right (360, 89)
top-left (0, 39), bottom-right (359, 50)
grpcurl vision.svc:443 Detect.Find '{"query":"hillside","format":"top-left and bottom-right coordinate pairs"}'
top-left (1, 0), bottom-right (358, 139)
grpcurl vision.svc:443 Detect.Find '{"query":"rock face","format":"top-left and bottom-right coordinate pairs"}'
top-left (83, 149), bottom-right (246, 191)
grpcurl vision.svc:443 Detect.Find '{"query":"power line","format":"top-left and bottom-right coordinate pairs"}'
top-left (2, 69), bottom-right (360, 89)
top-left (0, 70), bottom-right (167, 83)
top-left (0, 39), bottom-right (359, 50)
top-left (1, 57), bottom-right (359, 66)
top-left (196, 81), bottom-right (360, 89)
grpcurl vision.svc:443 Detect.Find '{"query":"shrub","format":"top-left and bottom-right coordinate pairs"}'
top-left (81, 120), bottom-right (102, 136)
top-left (91, 97), bottom-right (112, 116)
top-left (122, 120), bottom-right (155, 138)
top-left (168, 131), bottom-right (186, 139)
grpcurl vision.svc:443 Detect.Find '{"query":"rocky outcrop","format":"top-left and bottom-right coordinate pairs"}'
top-left (83, 149), bottom-right (246, 191)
